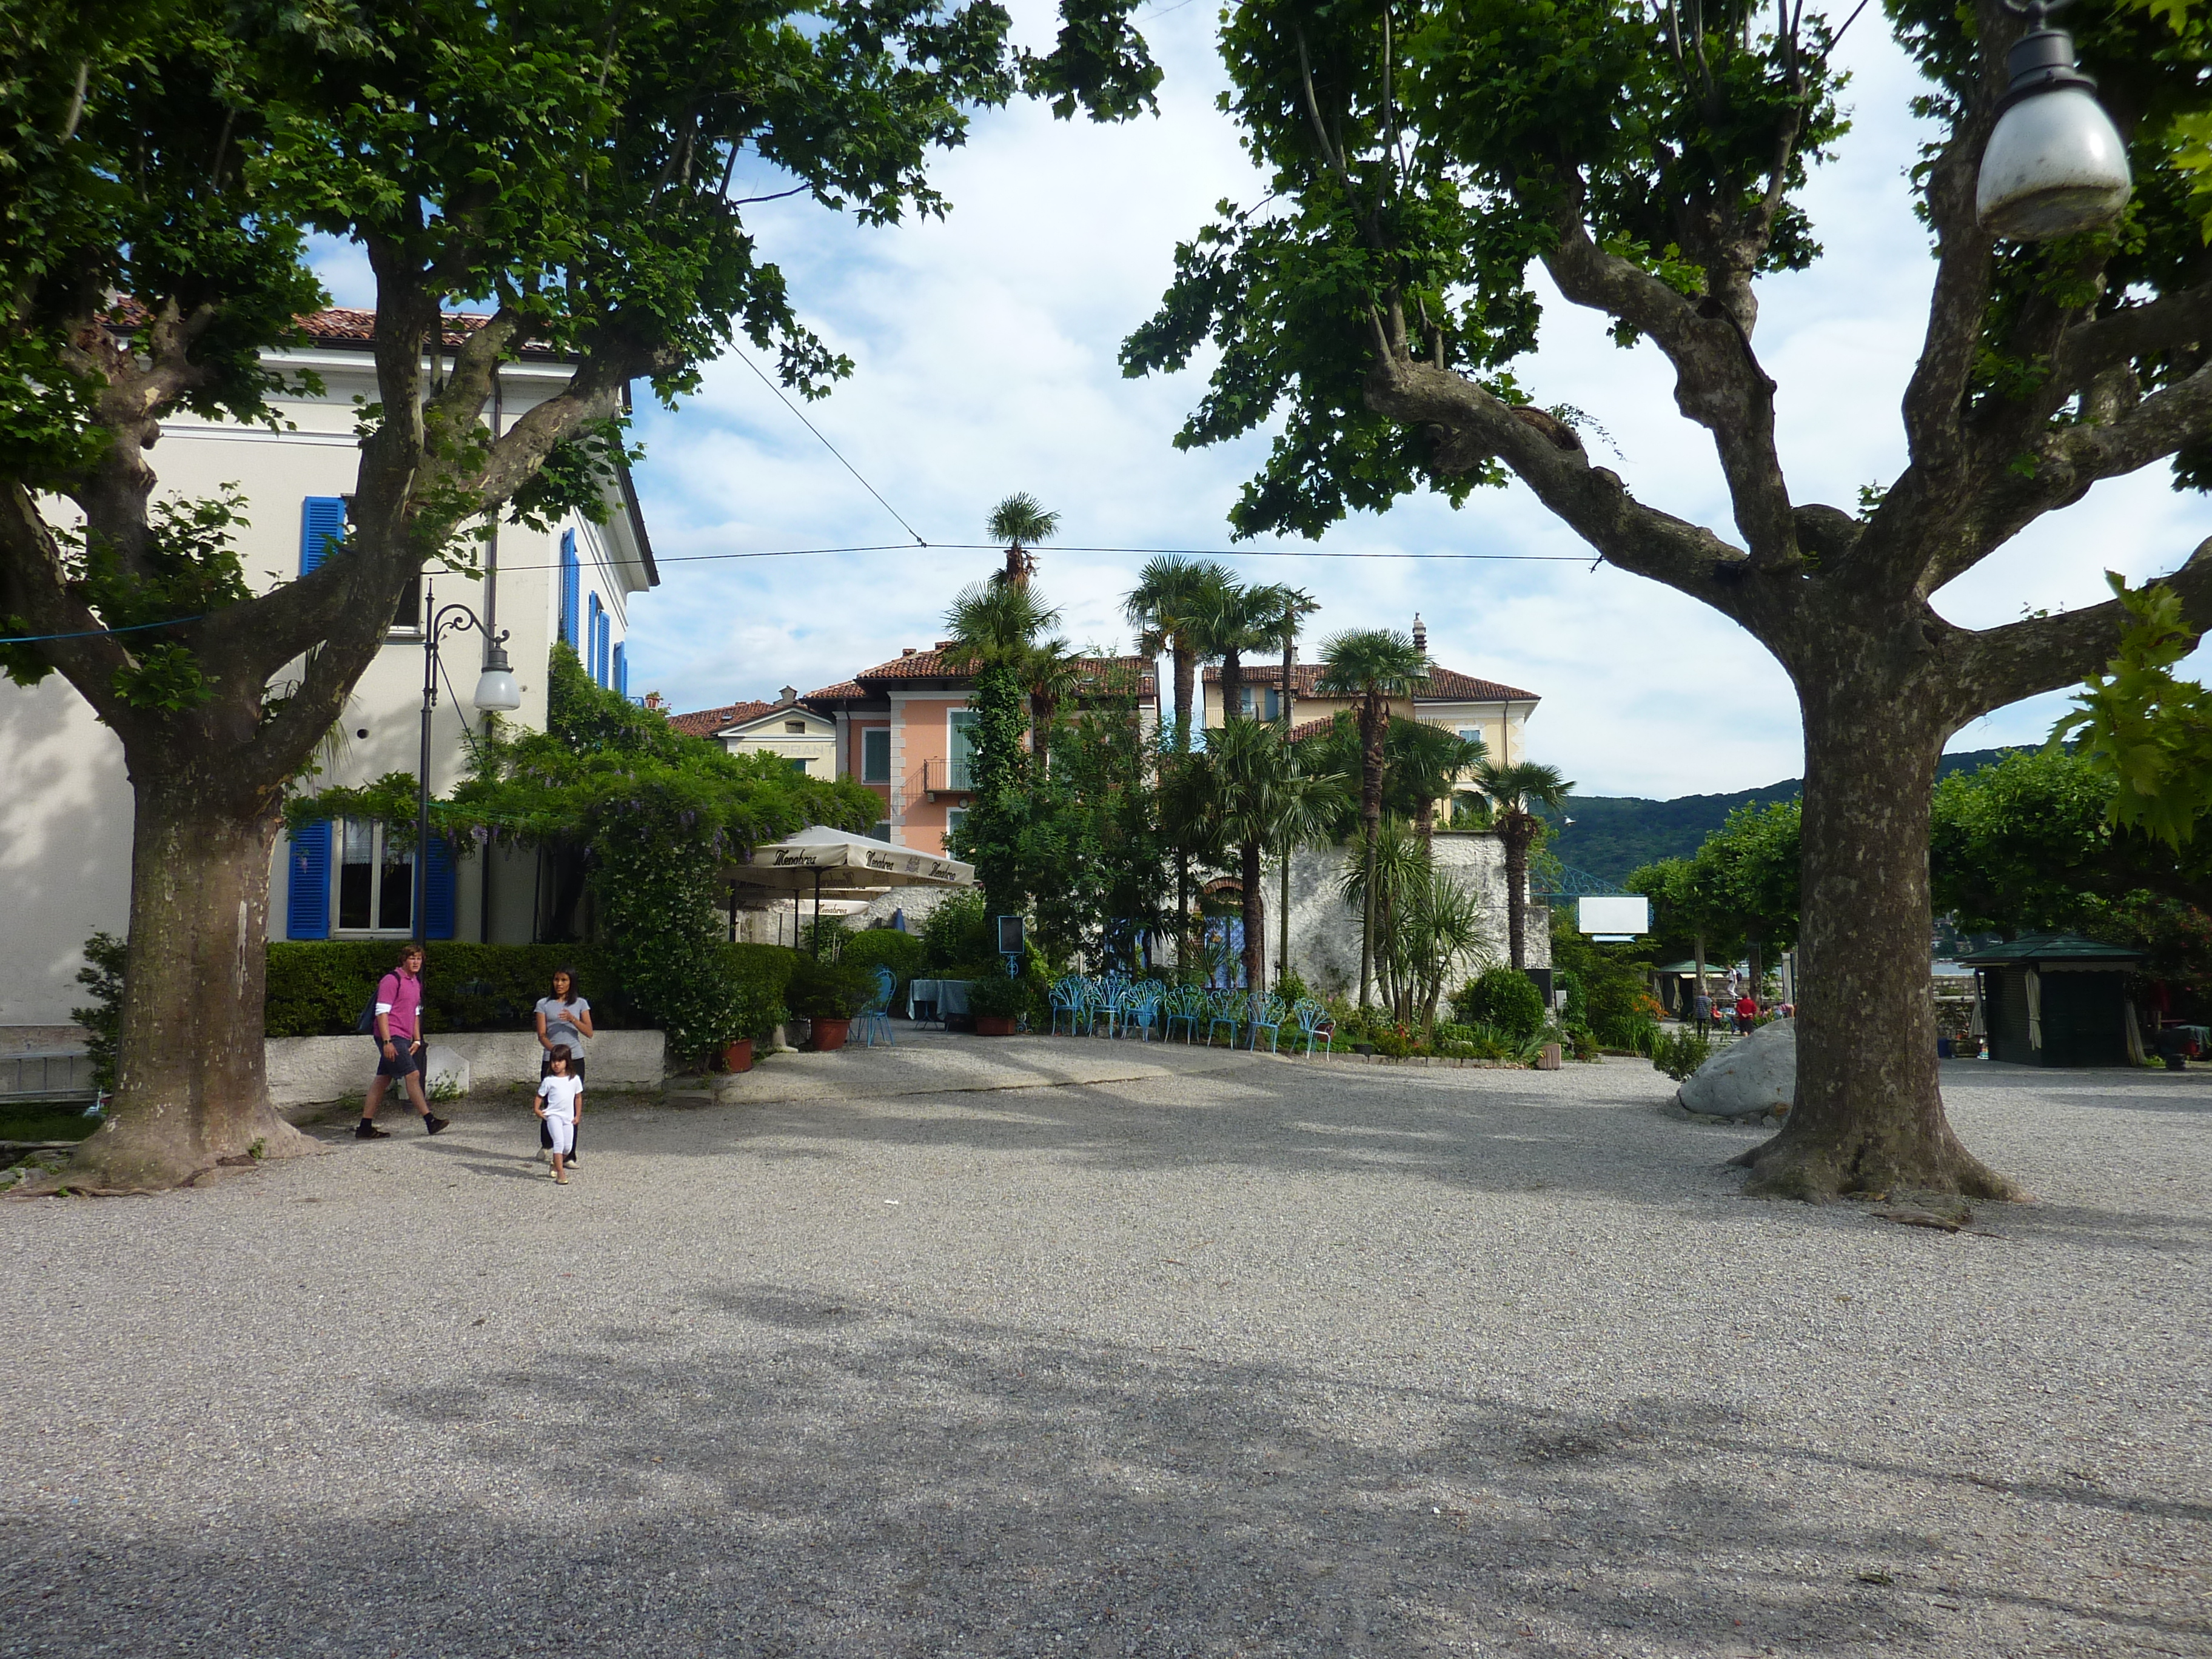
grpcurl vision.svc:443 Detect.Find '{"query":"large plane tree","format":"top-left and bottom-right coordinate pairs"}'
top-left (1125, 0), bottom-right (2212, 1199)
top-left (0, 0), bottom-right (1156, 1191)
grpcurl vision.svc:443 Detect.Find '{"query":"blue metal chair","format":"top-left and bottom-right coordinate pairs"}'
top-left (1294, 998), bottom-right (1336, 1055)
top-left (854, 967), bottom-right (897, 1047)
top-left (1119, 980), bottom-right (1163, 1040)
top-left (1163, 983), bottom-right (1207, 1044)
top-left (1247, 993), bottom-right (1288, 1053)
top-left (1206, 988), bottom-right (1245, 1048)
top-left (1050, 976), bottom-right (1088, 1036)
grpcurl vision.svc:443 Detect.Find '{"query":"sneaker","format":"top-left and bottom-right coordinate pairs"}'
top-left (423, 1114), bottom-right (451, 1136)
top-left (354, 1121), bottom-right (390, 1140)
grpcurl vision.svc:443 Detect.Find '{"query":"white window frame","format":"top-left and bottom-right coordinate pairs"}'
top-left (333, 817), bottom-right (417, 936)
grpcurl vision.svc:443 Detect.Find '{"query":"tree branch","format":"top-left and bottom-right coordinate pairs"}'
top-left (2048, 280), bottom-right (2212, 398)
top-left (1898, 126), bottom-right (1997, 480)
top-left (1945, 535), bottom-right (2212, 719)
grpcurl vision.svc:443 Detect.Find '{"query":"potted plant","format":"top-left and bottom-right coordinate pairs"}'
top-left (965, 972), bottom-right (1028, 1036)
top-left (788, 958), bottom-right (874, 1051)
top-left (719, 982), bottom-right (783, 1074)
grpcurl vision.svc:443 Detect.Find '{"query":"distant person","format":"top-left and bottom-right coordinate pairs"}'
top-left (1692, 988), bottom-right (1712, 1037)
top-left (533, 967), bottom-right (593, 1165)
top-left (1735, 993), bottom-right (1759, 1032)
top-left (360, 943), bottom-right (449, 1139)
top-left (535, 1045), bottom-right (582, 1184)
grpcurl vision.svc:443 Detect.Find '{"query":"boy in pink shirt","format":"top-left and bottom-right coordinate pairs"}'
top-left (359, 944), bottom-right (449, 1139)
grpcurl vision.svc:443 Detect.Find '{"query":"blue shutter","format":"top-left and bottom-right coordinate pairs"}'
top-left (559, 532), bottom-right (580, 646)
top-left (424, 834), bottom-right (457, 940)
top-left (587, 595), bottom-right (604, 685)
top-left (286, 820), bottom-right (331, 939)
top-left (612, 642), bottom-right (627, 698)
top-left (300, 498), bottom-right (346, 575)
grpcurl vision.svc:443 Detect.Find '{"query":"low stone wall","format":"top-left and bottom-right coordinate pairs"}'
top-left (266, 1030), bottom-right (667, 1107)
top-left (1282, 833), bottom-right (1547, 997)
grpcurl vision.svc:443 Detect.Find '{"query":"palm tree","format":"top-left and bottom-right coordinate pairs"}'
top-left (986, 492), bottom-right (1060, 588)
top-left (1122, 555), bottom-right (1232, 754)
top-left (1316, 628), bottom-right (1430, 1007)
top-left (942, 578), bottom-right (1071, 735)
top-left (1393, 722), bottom-right (1489, 842)
top-left (1191, 579), bottom-right (1279, 726)
top-left (1475, 759), bottom-right (1574, 969)
top-left (1202, 719), bottom-right (1350, 991)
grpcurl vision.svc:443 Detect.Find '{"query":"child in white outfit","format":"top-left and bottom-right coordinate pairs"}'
top-left (535, 1047), bottom-right (583, 1184)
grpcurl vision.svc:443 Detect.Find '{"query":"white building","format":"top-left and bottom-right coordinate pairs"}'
top-left (0, 309), bottom-right (658, 1027)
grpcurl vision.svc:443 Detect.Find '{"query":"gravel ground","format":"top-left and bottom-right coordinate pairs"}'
top-left (2, 1036), bottom-right (2207, 1658)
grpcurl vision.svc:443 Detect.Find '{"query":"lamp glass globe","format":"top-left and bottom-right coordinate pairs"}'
top-left (1976, 85), bottom-right (2132, 241)
top-left (472, 666), bottom-right (523, 712)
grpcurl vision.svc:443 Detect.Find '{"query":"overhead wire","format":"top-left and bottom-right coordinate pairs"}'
top-left (732, 351), bottom-right (930, 546)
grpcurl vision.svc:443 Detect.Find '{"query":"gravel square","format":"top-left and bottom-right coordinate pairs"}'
top-left (2, 1034), bottom-right (2205, 1657)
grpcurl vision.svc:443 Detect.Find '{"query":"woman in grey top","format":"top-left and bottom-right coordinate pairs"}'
top-left (533, 968), bottom-right (594, 1165)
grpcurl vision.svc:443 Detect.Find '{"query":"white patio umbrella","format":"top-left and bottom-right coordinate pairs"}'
top-left (729, 826), bottom-right (974, 951)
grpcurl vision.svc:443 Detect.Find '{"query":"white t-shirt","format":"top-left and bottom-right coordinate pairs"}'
top-left (537, 1074), bottom-right (583, 1121)
top-left (535, 995), bottom-right (591, 1058)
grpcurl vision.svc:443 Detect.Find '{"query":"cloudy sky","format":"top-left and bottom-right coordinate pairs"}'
top-left (327, 2), bottom-right (2212, 799)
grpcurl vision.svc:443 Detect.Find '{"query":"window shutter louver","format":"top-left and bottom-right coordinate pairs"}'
top-left (424, 834), bottom-right (457, 940)
top-left (613, 643), bottom-right (627, 697)
top-left (300, 498), bottom-right (346, 575)
top-left (286, 820), bottom-right (332, 939)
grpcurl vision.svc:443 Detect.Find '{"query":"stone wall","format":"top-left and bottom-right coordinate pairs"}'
top-left (1281, 832), bottom-right (1546, 999)
top-left (265, 1029), bottom-right (666, 1108)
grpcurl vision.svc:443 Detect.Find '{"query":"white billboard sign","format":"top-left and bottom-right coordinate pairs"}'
top-left (1577, 895), bottom-right (1650, 936)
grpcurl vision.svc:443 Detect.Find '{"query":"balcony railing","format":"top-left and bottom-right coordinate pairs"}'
top-left (922, 757), bottom-right (976, 795)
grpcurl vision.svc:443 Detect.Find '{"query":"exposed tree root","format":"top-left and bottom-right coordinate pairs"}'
top-left (1728, 1117), bottom-right (2024, 1204)
top-left (30, 1112), bottom-right (318, 1196)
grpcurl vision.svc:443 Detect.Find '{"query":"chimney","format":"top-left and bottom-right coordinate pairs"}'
top-left (1412, 612), bottom-right (1428, 655)
top-left (900, 647), bottom-right (917, 657)
top-left (779, 685), bottom-right (797, 705)
top-left (934, 640), bottom-right (953, 651)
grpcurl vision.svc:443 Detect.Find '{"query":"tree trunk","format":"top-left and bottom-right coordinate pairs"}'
top-left (1358, 699), bottom-right (1386, 1008)
top-left (58, 777), bottom-right (312, 1191)
top-left (1172, 643), bottom-right (1196, 752)
top-left (1278, 850), bottom-right (1292, 991)
top-left (1732, 683), bottom-right (2017, 1201)
top-left (1501, 817), bottom-right (1529, 970)
top-left (1221, 646), bottom-right (1242, 722)
top-left (1240, 837), bottom-right (1264, 991)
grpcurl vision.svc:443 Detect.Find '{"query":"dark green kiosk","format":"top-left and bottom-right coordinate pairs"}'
top-left (1958, 934), bottom-right (2141, 1067)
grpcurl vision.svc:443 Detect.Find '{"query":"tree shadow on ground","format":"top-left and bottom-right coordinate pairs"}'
top-left (7, 1278), bottom-right (2199, 1658)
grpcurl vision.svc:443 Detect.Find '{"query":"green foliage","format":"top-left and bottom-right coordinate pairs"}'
top-left (922, 891), bottom-right (995, 972)
top-left (2054, 575), bottom-right (2212, 851)
top-left (1930, 748), bottom-right (2114, 936)
top-left (1650, 1026), bottom-right (1713, 1082)
top-left (1450, 965), bottom-right (1546, 1041)
top-left (963, 970), bottom-right (1030, 1019)
top-left (70, 932), bottom-right (128, 1092)
top-left (840, 929), bottom-right (928, 1003)
top-left (1548, 913), bottom-right (1662, 1049)
top-left (785, 956), bottom-right (876, 1021)
top-left (263, 941), bottom-right (635, 1037)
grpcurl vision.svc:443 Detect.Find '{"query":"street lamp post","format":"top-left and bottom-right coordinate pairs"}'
top-left (1976, 0), bottom-right (2133, 241)
top-left (415, 582), bottom-right (524, 944)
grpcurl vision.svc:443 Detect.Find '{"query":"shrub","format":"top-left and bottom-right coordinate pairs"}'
top-left (964, 971), bottom-right (1030, 1020)
top-left (922, 890), bottom-right (994, 971)
top-left (842, 929), bottom-right (928, 1004)
top-left (1450, 966), bottom-right (1547, 1041)
top-left (264, 942), bottom-right (637, 1038)
top-left (71, 931), bottom-right (127, 1091)
top-left (1276, 968), bottom-right (1311, 1007)
top-left (1650, 1027), bottom-right (1712, 1082)
top-left (786, 956), bottom-right (876, 1019)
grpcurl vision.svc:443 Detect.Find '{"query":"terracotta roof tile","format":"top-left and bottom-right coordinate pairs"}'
top-left (1205, 661), bottom-right (1537, 702)
top-left (813, 649), bottom-right (1156, 699)
top-left (800, 679), bottom-right (870, 705)
top-left (106, 301), bottom-right (565, 358)
top-left (666, 699), bottom-right (774, 738)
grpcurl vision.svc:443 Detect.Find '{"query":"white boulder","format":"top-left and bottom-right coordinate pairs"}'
top-left (1677, 1017), bottom-right (1795, 1120)
top-left (423, 1044), bottom-right (472, 1100)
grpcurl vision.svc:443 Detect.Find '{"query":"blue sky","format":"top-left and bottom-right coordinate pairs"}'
top-left (314, 0), bottom-right (2212, 798)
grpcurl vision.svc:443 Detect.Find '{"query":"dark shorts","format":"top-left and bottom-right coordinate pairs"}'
top-left (540, 1054), bottom-right (586, 1084)
top-left (374, 1038), bottom-right (423, 1079)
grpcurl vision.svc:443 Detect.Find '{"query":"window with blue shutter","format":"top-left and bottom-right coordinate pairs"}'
top-left (300, 498), bottom-right (346, 575)
top-left (286, 820), bottom-right (332, 939)
top-left (612, 642), bottom-right (627, 697)
top-left (559, 531), bottom-right (580, 646)
top-left (423, 834), bottom-right (457, 940)
top-left (588, 594), bottom-right (606, 686)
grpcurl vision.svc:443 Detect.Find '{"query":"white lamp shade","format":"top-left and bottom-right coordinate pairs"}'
top-left (1977, 86), bottom-right (2132, 241)
top-left (472, 666), bottom-right (523, 712)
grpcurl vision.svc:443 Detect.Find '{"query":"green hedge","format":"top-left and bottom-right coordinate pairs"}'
top-left (265, 941), bottom-right (808, 1038)
top-left (840, 929), bottom-right (927, 1002)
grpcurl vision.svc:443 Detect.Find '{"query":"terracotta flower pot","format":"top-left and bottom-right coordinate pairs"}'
top-left (973, 1015), bottom-right (1018, 1036)
top-left (808, 1017), bottom-right (851, 1052)
top-left (721, 1038), bottom-right (754, 1074)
